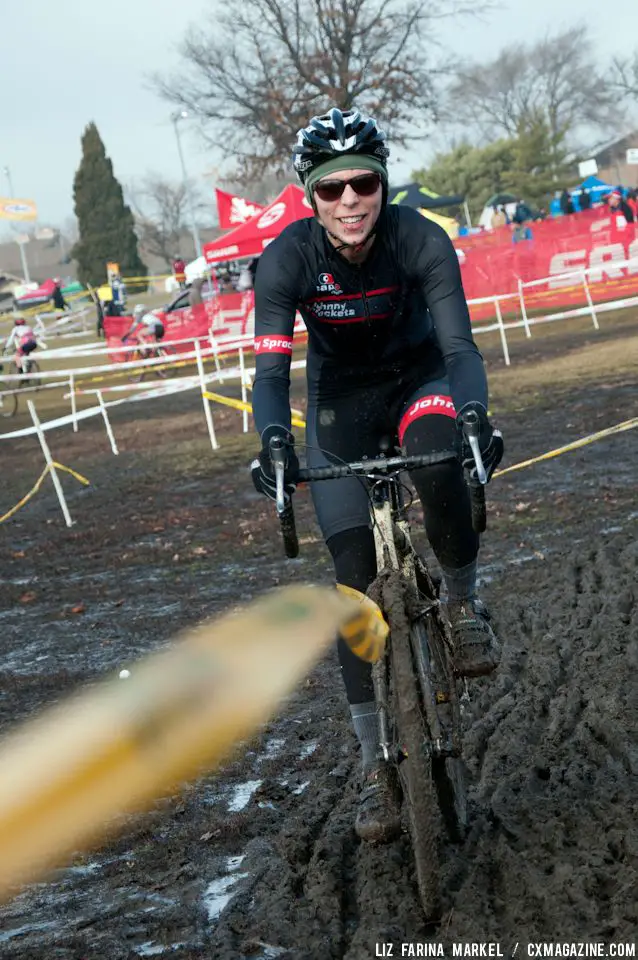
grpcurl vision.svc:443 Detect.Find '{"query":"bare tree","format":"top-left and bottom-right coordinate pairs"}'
top-left (610, 51), bottom-right (638, 99)
top-left (446, 26), bottom-right (615, 148)
top-left (155, 0), bottom-right (494, 182)
top-left (129, 175), bottom-right (205, 268)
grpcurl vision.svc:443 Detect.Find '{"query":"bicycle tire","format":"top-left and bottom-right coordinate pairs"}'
top-left (410, 617), bottom-right (468, 844)
top-left (381, 573), bottom-right (441, 920)
top-left (0, 385), bottom-right (17, 418)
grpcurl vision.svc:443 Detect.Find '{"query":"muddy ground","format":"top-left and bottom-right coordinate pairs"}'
top-left (0, 314), bottom-right (637, 958)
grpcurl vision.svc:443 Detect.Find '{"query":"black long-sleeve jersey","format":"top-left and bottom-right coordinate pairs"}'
top-left (252, 204), bottom-right (487, 439)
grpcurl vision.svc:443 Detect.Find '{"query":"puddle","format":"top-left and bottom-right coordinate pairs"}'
top-left (0, 920), bottom-right (59, 944)
top-left (257, 737), bottom-right (286, 761)
top-left (299, 739), bottom-right (318, 759)
top-left (292, 780), bottom-right (310, 795)
top-left (203, 872), bottom-right (249, 921)
top-left (227, 779), bottom-right (262, 812)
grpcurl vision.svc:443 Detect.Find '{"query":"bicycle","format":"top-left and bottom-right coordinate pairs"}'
top-left (123, 336), bottom-right (177, 382)
top-left (0, 363), bottom-right (18, 418)
top-left (268, 411), bottom-right (488, 920)
top-left (8, 355), bottom-right (41, 391)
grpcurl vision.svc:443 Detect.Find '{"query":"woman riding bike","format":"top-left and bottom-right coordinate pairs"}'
top-left (250, 107), bottom-right (504, 841)
top-left (3, 317), bottom-right (44, 374)
top-left (121, 304), bottom-right (165, 347)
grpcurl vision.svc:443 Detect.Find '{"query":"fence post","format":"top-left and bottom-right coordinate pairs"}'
top-left (581, 272), bottom-right (600, 330)
top-left (195, 339), bottom-right (219, 452)
top-left (208, 332), bottom-right (222, 380)
top-left (494, 299), bottom-right (511, 367)
top-left (517, 278), bottom-right (532, 338)
top-left (69, 373), bottom-right (78, 433)
top-left (27, 400), bottom-right (74, 527)
top-left (96, 390), bottom-right (119, 455)
top-left (239, 347), bottom-right (249, 433)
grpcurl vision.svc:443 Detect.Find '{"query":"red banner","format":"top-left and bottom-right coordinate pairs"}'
top-left (456, 210), bottom-right (638, 321)
top-left (104, 292), bottom-right (256, 363)
top-left (215, 189), bottom-right (264, 229)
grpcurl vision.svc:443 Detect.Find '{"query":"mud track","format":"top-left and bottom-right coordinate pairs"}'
top-left (0, 319), bottom-right (637, 957)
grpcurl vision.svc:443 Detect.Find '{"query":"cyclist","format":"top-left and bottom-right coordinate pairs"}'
top-left (250, 108), bottom-right (504, 842)
top-left (3, 317), bottom-right (43, 374)
top-left (121, 304), bottom-right (165, 347)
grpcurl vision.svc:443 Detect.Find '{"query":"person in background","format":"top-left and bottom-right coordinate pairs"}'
top-left (236, 262), bottom-right (254, 291)
top-left (3, 317), bottom-right (46, 374)
top-left (559, 189), bottom-right (574, 216)
top-left (490, 205), bottom-right (507, 229)
top-left (512, 198), bottom-right (534, 224)
top-left (579, 188), bottom-right (592, 211)
top-left (51, 279), bottom-right (69, 312)
top-left (173, 256), bottom-right (187, 289)
top-left (248, 257), bottom-right (260, 285)
top-left (607, 190), bottom-right (635, 224)
top-left (626, 189), bottom-right (638, 221)
top-left (121, 304), bottom-right (165, 344)
top-left (188, 276), bottom-right (205, 307)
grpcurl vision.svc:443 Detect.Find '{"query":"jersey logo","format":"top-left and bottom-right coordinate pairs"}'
top-left (316, 272), bottom-right (342, 295)
top-left (254, 335), bottom-right (293, 355)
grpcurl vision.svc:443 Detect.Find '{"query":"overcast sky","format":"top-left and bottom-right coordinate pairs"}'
top-left (1, 0), bottom-right (636, 230)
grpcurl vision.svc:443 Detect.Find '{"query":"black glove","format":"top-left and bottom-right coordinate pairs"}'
top-left (251, 429), bottom-right (299, 502)
top-left (457, 402), bottom-right (504, 482)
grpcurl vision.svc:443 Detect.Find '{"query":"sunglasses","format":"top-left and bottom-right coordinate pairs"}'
top-left (313, 172), bottom-right (381, 203)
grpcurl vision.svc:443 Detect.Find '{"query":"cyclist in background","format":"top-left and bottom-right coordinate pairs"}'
top-left (3, 317), bottom-right (45, 374)
top-left (121, 304), bottom-right (165, 345)
top-left (250, 108), bottom-right (504, 842)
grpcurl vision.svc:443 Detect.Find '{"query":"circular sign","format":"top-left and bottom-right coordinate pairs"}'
top-left (257, 203), bottom-right (286, 230)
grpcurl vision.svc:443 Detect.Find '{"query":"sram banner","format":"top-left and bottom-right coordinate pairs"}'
top-left (455, 210), bottom-right (638, 319)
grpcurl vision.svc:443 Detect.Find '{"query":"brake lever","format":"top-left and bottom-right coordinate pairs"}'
top-left (461, 410), bottom-right (488, 485)
top-left (269, 436), bottom-right (287, 515)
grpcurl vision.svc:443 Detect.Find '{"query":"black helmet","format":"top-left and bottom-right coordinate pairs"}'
top-left (292, 108), bottom-right (389, 184)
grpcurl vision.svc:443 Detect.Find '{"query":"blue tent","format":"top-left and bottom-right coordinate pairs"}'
top-left (570, 175), bottom-right (614, 198)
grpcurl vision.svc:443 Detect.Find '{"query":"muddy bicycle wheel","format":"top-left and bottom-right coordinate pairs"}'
top-left (384, 579), bottom-right (441, 920)
top-left (413, 617), bottom-right (468, 844)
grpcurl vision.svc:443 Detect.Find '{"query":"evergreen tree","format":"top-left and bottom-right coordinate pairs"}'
top-left (413, 118), bottom-right (574, 221)
top-left (72, 123), bottom-right (147, 288)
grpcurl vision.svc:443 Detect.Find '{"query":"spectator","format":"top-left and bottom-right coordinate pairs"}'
top-left (172, 256), bottom-right (187, 289)
top-left (51, 279), bottom-right (69, 312)
top-left (580, 188), bottom-right (592, 211)
top-left (607, 190), bottom-right (635, 224)
top-left (490, 205), bottom-right (507, 229)
top-left (188, 276), bottom-right (205, 307)
top-left (627, 189), bottom-right (638, 221)
top-left (559, 189), bottom-right (574, 216)
top-left (236, 262), bottom-right (254, 291)
top-left (512, 199), bottom-right (534, 224)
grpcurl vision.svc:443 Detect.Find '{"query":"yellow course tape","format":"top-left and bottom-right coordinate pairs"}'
top-left (494, 416), bottom-right (638, 477)
top-left (0, 462), bottom-right (90, 524)
top-left (203, 390), bottom-right (306, 429)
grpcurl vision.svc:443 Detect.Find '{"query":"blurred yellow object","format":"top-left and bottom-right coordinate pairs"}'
top-left (0, 585), bottom-right (378, 901)
top-left (336, 583), bottom-right (388, 662)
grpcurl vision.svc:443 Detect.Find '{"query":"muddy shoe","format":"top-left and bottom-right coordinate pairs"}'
top-left (446, 597), bottom-right (501, 678)
top-left (355, 761), bottom-right (401, 843)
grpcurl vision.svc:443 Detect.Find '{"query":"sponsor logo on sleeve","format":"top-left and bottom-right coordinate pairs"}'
top-left (316, 272), bottom-right (342, 294)
top-left (398, 394), bottom-right (456, 442)
top-left (254, 335), bottom-right (293, 355)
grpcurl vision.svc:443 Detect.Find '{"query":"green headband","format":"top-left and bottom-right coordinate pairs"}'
top-left (304, 154), bottom-right (388, 204)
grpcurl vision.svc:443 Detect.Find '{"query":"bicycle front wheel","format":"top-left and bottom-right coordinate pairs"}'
top-left (385, 578), bottom-right (442, 919)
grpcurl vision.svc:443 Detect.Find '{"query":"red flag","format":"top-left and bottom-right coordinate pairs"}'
top-left (215, 188), bottom-right (265, 229)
